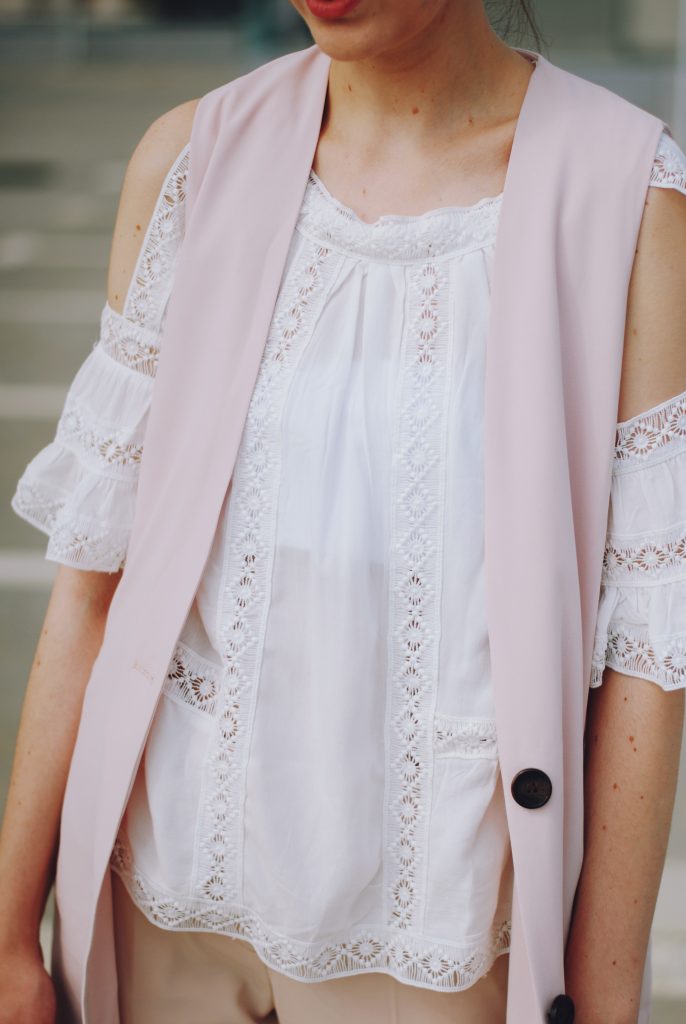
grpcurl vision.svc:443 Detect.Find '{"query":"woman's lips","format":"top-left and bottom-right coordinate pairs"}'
top-left (305, 0), bottom-right (363, 20)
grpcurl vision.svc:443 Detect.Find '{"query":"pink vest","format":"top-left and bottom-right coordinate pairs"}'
top-left (51, 43), bottom-right (666, 1023)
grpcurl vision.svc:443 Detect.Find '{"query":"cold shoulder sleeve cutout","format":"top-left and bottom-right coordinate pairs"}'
top-left (589, 129), bottom-right (686, 691)
top-left (592, 388), bottom-right (686, 691)
top-left (10, 143), bottom-right (189, 572)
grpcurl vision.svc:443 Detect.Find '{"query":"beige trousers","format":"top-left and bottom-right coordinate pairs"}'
top-left (111, 870), bottom-right (509, 1024)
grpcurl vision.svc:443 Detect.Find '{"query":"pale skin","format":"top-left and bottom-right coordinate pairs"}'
top-left (0, 1), bottom-right (683, 1021)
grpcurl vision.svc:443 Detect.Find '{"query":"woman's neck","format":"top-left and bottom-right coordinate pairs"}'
top-left (323, 3), bottom-right (533, 154)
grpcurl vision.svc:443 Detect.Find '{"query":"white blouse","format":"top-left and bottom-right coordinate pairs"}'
top-left (11, 126), bottom-right (686, 993)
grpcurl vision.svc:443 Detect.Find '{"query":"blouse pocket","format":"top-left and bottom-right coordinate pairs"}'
top-left (424, 710), bottom-right (512, 958)
top-left (114, 640), bottom-right (220, 901)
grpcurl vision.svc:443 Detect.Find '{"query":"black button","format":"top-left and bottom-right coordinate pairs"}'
top-left (510, 767), bottom-right (552, 808)
top-left (546, 993), bottom-right (575, 1023)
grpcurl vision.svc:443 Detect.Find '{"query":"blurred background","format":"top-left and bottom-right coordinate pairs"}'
top-left (1, 1), bottom-right (685, 1019)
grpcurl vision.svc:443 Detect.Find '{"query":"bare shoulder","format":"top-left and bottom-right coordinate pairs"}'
top-left (618, 184), bottom-right (686, 422)
top-left (107, 99), bottom-right (200, 314)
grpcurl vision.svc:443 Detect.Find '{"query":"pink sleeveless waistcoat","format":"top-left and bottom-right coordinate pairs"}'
top-left (50, 42), bottom-right (667, 1024)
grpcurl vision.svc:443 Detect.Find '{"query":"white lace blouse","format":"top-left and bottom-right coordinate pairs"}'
top-left (11, 126), bottom-right (686, 993)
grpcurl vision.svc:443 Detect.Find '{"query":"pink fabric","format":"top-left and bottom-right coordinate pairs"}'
top-left (51, 43), bottom-right (667, 1023)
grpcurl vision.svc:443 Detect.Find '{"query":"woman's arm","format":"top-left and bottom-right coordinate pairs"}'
top-left (0, 567), bottom-right (119, 1021)
top-left (564, 182), bottom-right (686, 1022)
top-left (566, 671), bottom-right (684, 1022)
top-left (0, 99), bottom-right (196, 1024)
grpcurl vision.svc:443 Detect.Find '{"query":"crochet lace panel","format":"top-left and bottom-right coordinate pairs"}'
top-left (382, 258), bottom-right (453, 933)
top-left (591, 629), bottom-right (686, 691)
top-left (110, 842), bottom-right (511, 991)
top-left (613, 388), bottom-right (686, 473)
top-left (297, 171), bottom-right (501, 263)
top-left (433, 714), bottom-right (498, 758)
top-left (649, 129), bottom-right (686, 196)
top-left (10, 476), bottom-right (130, 572)
top-left (122, 143), bottom-right (190, 333)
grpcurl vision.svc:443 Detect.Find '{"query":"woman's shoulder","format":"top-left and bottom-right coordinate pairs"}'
top-left (107, 99), bottom-right (198, 314)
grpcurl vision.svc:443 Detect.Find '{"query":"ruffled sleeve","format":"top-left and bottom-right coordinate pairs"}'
top-left (591, 390), bottom-right (686, 691)
top-left (10, 143), bottom-right (190, 573)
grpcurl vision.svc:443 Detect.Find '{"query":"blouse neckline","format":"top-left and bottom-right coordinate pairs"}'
top-left (296, 171), bottom-right (503, 263)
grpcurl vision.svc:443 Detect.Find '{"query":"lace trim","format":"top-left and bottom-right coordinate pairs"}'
top-left (614, 389), bottom-right (686, 471)
top-left (297, 172), bottom-right (501, 263)
top-left (591, 628), bottom-right (686, 691)
top-left (11, 478), bottom-right (64, 536)
top-left (649, 130), bottom-right (686, 196)
top-left (45, 517), bottom-right (128, 571)
top-left (602, 523), bottom-right (686, 584)
top-left (194, 237), bottom-right (342, 906)
top-left (11, 480), bottom-right (128, 571)
top-left (55, 396), bottom-right (144, 479)
top-left (162, 641), bottom-right (222, 716)
top-left (98, 302), bottom-right (161, 378)
top-left (123, 144), bottom-right (189, 331)
top-left (109, 848), bottom-right (511, 991)
top-left (433, 715), bottom-right (498, 759)
top-left (383, 260), bottom-right (452, 933)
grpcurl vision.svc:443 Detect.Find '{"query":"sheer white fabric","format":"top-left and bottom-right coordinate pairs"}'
top-left (10, 125), bottom-right (686, 992)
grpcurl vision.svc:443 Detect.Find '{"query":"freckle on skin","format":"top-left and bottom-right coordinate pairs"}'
top-left (628, 735), bottom-right (634, 742)
top-left (411, 106), bottom-right (420, 115)
top-left (613, 782), bottom-right (619, 790)
top-left (136, 224), bottom-right (141, 231)
top-left (612, 960), bottom-right (617, 966)
top-left (602, 824), bottom-right (607, 831)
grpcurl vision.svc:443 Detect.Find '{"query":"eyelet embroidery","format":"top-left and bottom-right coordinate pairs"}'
top-left (383, 259), bottom-right (451, 933)
top-left (602, 523), bottom-right (686, 584)
top-left (99, 303), bottom-right (162, 378)
top-left (434, 714), bottom-right (498, 758)
top-left (614, 389), bottom-right (686, 471)
top-left (110, 846), bottom-right (511, 991)
top-left (10, 476), bottom-right (129, 572)
top-left (123, 144), bottom-right (189, 332)
top-left (591, 628), bottom-right (686, 690)
top-left (55, 397), bottom-right (144, 477)
top-left (649, 130), bottom-right (686, 197)
top-left (162, 641), bottom-right (221, 716)
top-left (194, 237), bottom-right (342, 906)
top-left (297, 172), bottom-right (501, 263)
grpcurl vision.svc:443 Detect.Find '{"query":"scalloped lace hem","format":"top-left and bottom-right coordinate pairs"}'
top-left (109, 849), bottom-right (511, 992)
top-left (11, 479), bottom-right (128, 572)
top-left (590, 627), bottom-right (686, 691)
